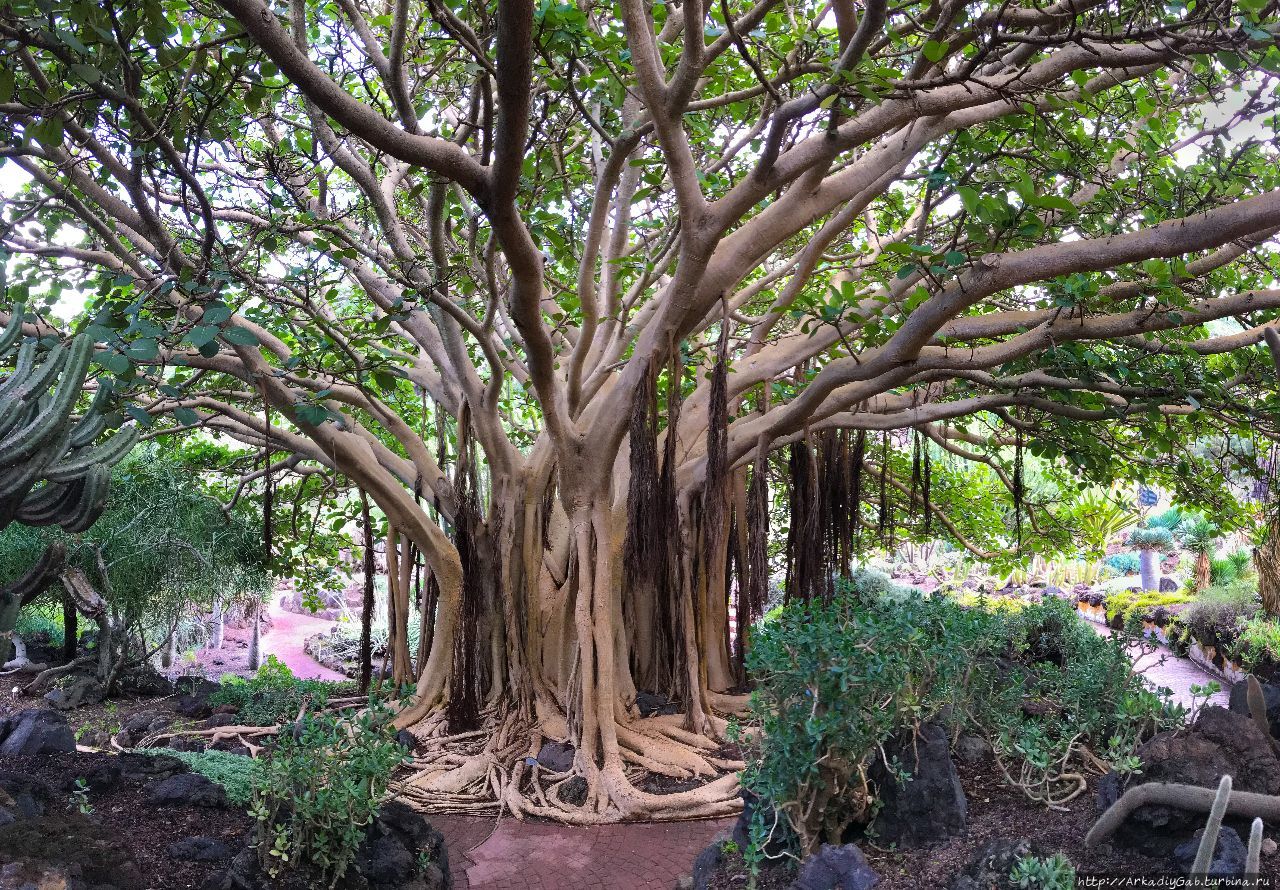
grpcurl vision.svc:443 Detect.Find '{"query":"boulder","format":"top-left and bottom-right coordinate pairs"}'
top-left (557, 775), bottom-right (588, 805)
top-left (1098, 706), bottom-right (1280, 857)
top-left (119, 666), bottom-right (174, 697)
top-left (123, 711), bottom-right (171, 740)
top-left (70, 758), bottom-right (122, 792)
top-left (201, 800), bottom-right (449, 890)
top-left (1172, 826), bottom-right (1248, 877)
top-left (791, 844), bottom-right (879, 890)
top-left (168, 836), bottom-right (233, 863)
top-left (43, 674), bottom-right (106, 710)
top-left (868, 721), bottom-right (966, 848)
top-left (536, 740), bottom-right (576, 773)
top-left (118, 752), bottom-right (188, 781)
top-left (0, 771), bottom-right (56, 819)
top-left (953, 734), bottom-right (993, 765)
top-left (1160, 577), bottom-right (1179, 593)
top-left (1229, 679), bottom-right (1280, 739)
top-left (175, 676), bottom-right (222, 718)
top-left (691, 835), bottom-right (727, 890)
top-left (203, 713), bottom-right (240, 729)
top-left (948, 839), bottom-right (1040, 890)
top-left (0, 709), bottom-right (77, 756)
top-left (148, 773), bottom-right (229, 808)
top-left (731, 788), bottom-right (791, 857)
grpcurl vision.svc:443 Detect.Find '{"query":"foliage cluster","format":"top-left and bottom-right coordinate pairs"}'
top-left (1209, 551), bottom-right (1254, 586)
top-left (210, 655), bottom-right (355, 726)
top-left (1009, 853), bottom-right (1076, 890)
top-left (250, 707), bottom-right (405, 886)
top-left (740, 580), bottom-right (1176, 863)
top-left (1104, 553), bottom-right (1141, 575)
top-left (13, 603), bottom-right (65, 649)
top-left (1102, 589), bottom-right (1194, 625)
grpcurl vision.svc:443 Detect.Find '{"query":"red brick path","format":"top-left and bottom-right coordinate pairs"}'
top-left (432, 814), bottom-right (736, 889)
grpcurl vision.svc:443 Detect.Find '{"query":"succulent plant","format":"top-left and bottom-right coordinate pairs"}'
top-left (0, 306), bottom-right (138, 662)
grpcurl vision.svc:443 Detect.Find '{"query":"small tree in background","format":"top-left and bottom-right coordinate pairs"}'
top-left (0, 446), bottom-right (269, 694)
top-left (1178, 516), bottom-right (1220, 593)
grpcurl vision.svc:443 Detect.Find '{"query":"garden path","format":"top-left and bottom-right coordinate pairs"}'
top-left (1090, 623), bottom-right (1230, 710)
top-left (431, 812), bottom-right (735, 890)
top-left (261, 597), bottom-right (346, 681)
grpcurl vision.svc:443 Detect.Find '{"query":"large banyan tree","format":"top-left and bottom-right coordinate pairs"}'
top-left (2, 0), bottom-right (1280, 821)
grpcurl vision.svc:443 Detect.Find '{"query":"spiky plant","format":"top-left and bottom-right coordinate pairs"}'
top-left (1179, 516), bottom-right (1220, 593)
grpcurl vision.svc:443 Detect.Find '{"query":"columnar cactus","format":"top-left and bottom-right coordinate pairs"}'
top-left (0, 306), bottom-right (137, 663)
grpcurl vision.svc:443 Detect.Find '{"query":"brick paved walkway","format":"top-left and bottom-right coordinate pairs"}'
top-left (432, 813), bottom-right (735, 889)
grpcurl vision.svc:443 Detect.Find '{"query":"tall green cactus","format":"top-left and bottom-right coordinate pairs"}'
top-left (0, 306), bottom-right (138, 664)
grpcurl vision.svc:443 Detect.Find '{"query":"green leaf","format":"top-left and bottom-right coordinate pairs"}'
top-left (956, 186), bottom-right (981, 216)
top-left (124, 405), bottom-right (153, 427)
top-left (100, 352), bottom-right (131, 375)
top-left (186, 325), bottom-right (219, 348)
top-left (922, 40), bottom-right (949, 63)
top-left (173, 406), bottom-right (200, 426)
top-left (127, 338), bottom-right (159, 361)
top-left (69, 64), bottom-right (101, 84)
top-left (221, 326), bottom-right (260, 347)
top-left (1036, 195), bottom-right (1077, 215)
top-left (202, 304), bottom-right (233, 324)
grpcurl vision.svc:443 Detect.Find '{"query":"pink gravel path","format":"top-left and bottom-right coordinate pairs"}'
top-left (261, 597), bottom-right (347, 681)
top-left (1089, 622), bottom-right (1230, 710)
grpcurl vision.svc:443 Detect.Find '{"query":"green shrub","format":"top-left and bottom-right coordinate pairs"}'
top-left (1180, 580), bottom-right (1259, 647)
top-left (1210, 557), bottom-right (1240, 586)
top-left (1237, 616), bottom-right (1280, 671)
top-left (1147, 507), bottom-right (1186, 531)
top-left (739, 588), bottom-right (1176, 864)
top-left (1229, 550), bottom-right (1253, 577)
top-left (739, 582), bottom-right (995, 856)
top-left (1102, 589), bottom-right (1193, 625)
top-left (1009, 853), bottom-right (1075, 889)
top-left (146, 748), bottom-right (260, 805)
top-left (14, 604), bottom-right (64, 648)
top-left (210, 655), bottom-right (355, 726)
top-left (250, 707), bottom-right (406, 886)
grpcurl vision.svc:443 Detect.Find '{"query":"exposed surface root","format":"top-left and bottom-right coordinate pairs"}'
top-left (392, 705), bottom-right (743, 823)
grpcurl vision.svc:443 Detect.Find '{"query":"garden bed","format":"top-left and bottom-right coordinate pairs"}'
top-left (699, 751), bottom-right (1280, 888)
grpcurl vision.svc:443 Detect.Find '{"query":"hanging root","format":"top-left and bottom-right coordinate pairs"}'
top-left (392, 705), bottom-right (744, 823)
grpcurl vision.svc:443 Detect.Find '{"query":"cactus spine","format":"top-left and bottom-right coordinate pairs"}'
top-left (1191, 775), bottom-right (1232, 875)
top-left (1248, 674), bottom-right (1271, 737)
top-left (1247, 816), bottom-right (1263, 878)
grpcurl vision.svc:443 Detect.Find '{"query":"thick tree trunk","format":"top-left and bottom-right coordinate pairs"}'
top-left (1194, 551), bottom-right (1211, 592)
top-left (1139, 548), bottom-right (1159, 592)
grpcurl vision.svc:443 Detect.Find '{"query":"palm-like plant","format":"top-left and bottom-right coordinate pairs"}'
top-left (1178, 516), bottom-right (1220, 592)
top-left (1127, 527), bottom-right (1175, 593)
top-left (1073, 489), bottom-right (1141, 560)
